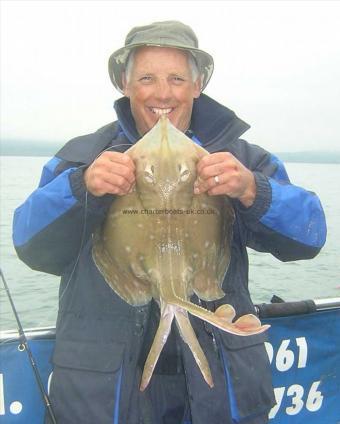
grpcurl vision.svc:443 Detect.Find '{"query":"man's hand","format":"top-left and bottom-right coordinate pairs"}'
top-left (84, 151), bottom-right (135, 196)
top-left (194, 152), bottom-right (256, 208)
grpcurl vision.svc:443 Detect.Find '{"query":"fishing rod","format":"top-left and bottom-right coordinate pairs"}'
top-left (0, 268), bottom-right (57, 424)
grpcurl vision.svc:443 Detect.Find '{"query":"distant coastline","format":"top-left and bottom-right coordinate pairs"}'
top-left (1, 140), bottom-right (63, 157)
top-left (1, 140), bottom-right (340, 164)
top-left (274, 151), bottom-right (340, 164)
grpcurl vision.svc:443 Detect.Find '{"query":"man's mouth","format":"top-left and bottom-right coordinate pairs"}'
top-left (149, 107), bottom-right (174, 115)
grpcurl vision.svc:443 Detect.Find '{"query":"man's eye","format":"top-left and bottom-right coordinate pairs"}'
top-left (139, 76), bottom-right (153, 83)
top-left (172, 76), bottom-right (185, 85)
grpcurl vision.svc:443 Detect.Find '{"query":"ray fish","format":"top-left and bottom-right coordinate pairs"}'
top-left (93, 116), bottom-right (270, 391)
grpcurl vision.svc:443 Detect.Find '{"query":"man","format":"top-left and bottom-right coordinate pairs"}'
top-left (13, 21), bottom-right (326, 424)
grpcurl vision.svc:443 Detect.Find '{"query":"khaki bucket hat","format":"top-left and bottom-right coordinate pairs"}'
top-left (108, 20), bottom-right (214, 93)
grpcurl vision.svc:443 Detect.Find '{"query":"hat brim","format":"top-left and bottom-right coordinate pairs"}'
top-left (108, 43), bottom-right (214, 94)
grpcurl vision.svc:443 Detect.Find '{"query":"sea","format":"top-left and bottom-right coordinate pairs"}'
top-left (0, 156), bottom-right (339, 330)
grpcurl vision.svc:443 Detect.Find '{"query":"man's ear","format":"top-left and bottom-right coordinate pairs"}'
top-left (193, 76), bottom-right (202, 99)
top-left (122, 72), bottom-right (130, 97)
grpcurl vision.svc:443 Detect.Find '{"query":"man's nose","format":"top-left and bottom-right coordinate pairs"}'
top-left (155, 79), bottom-right (172, 102)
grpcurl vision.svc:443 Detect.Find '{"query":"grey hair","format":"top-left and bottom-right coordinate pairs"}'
top-left (124, 48), bottom-right (201, 86)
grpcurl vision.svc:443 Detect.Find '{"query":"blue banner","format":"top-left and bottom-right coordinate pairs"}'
top-left (264, 309), bottom-right (340, 423)
top-left (0, 309), bottom-right (339, 423)
top-left (0, 338), bottom-right (54, 423)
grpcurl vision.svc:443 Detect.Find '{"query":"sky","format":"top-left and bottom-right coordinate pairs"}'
top-left (1, 0), bottom-right (340, 153)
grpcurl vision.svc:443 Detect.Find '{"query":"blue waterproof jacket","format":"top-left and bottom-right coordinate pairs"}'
top-left (13, 95), bottom-right (326, 424)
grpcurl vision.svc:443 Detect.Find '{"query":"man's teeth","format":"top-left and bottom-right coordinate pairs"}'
top-left (150, 108), bottom-right (172, 115)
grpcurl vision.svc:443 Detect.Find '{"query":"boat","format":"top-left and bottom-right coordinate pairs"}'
top-left (1, 297), bottom-right (339, 423)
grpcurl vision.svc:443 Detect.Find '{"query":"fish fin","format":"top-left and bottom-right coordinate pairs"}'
top-left (140, 304), bottom-right (174, 391)
top-left (234, 314), bottom-right (269, 332)
top-left (214, 304), bottom-right (236, 323)
top-left (193, 283), bottom-right (225, 301)
top-left (92, 192), bottom-right (154, 306)
top-left (93, 243), bottom-right (152, 306)
top-left (175, 309), bottom-right (214, 388)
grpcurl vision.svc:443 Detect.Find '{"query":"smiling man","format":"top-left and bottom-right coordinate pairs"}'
top-left (123, 46), bottom-right (201, 134)
top-left (13, 21), bottom-right (326, 424)
top-left (85, 39), bottom-right (256, 208)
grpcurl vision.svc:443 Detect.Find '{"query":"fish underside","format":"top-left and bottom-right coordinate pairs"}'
top-left (93, 116), bottom-right (269, 391)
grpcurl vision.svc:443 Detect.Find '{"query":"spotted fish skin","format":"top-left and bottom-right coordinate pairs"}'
top-left (92, 116), bottom-right (270, 390)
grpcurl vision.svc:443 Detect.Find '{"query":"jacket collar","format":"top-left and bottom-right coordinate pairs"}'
top-left (114, 94), bottom-right (250, 151)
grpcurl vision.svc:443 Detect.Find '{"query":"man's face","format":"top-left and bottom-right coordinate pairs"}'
top-left (123, 47), bottom-right (201, 135)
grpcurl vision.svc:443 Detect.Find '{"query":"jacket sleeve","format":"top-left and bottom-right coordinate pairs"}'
top-left (12, 156), bottom-right (114, 275)
top-left (231, 140), bottom-right (327, 261)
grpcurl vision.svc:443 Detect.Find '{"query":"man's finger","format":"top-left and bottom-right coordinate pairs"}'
top-left (198, 163), bottom-right (225, 180)
top-left (104, 151), bottom-right (135, 171)
top-left (107, 162), bottom-right (136, 185)
top-left (196, 152), bottom-right (233, 173)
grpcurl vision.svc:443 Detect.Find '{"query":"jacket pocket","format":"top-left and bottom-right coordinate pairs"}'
top-left (49, 339), bottom-right (125, 424)
top-left (52, 338), bottom-right (125, 372)
top-left (219, 331), bottom-right (276, 422)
